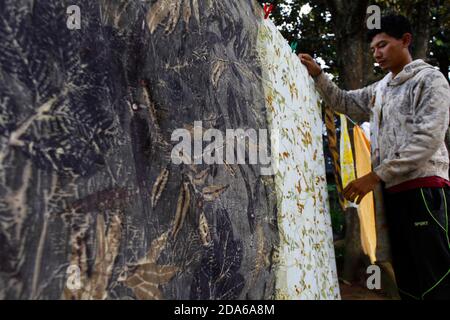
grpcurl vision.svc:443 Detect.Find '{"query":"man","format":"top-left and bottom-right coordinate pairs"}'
top-left (299, 15), bottom-right (450, 300)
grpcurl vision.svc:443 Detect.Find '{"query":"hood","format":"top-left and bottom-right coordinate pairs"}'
top-left (388, 59), bottom-right (435, 86)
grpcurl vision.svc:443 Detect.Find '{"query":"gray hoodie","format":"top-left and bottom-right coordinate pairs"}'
top-left (313, 59), bottom-right (450, 188)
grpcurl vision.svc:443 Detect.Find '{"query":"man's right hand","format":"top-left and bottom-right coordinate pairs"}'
top-left (298, 53), bottom-right (322, 77)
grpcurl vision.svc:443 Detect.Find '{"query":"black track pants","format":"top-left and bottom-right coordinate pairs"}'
top-left (383, 187), bottom-right (450, 300)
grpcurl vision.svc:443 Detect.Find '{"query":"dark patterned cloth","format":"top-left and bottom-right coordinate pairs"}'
top-left (0, 0), bottom-right (279, 299)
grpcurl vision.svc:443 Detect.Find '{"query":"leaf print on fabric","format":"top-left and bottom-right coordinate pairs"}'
top-left (256, 15), bottom-right (340, 299)
top-left (151, 167), bottom-right (170, 208)
top-left (202, 184), bottom-right (229, 201)
top-left (211, 60), bottom-right (227, 89)
top-left (171, 182), bottom-right (191, 240)
top-left (192, 168), bottom-right (210, 186)
top-left (289, 82), bottom-right (299, 100)
top-left (171, 182), bottom-right (191, 239)
top-left (190, 209), bottom-right (244, 300)
top-left (198, 212), bottom-right (212, 246)
top-left (147, 0), bottom-right (180, 34)
top-left (248, 222), bottom-right (270, 288)
top-left (64, 214), bottom-right (122, 300)
top-left (122, 231), bottom-right (178, 300)
top-left (1, 1), bottom-right (116, 176)
top-left (147, 0), bottom-right (200, 34)
top-left (266, 94), bottom-right (275, 113)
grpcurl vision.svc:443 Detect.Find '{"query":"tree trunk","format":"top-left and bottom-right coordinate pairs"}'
top-left (437, 55), bottom-right (450, 82)
top-left (326, 0), bottom-right (373, 89)
top-left (410, 0), bottom-right (432, 59)
top-left (326, 0), bottom-right (371, 283)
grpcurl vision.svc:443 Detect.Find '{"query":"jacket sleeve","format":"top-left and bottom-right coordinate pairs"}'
top-left (313, 71), bottom-right (375, 123)
top-left (373, 71), bottom-right (450, 183)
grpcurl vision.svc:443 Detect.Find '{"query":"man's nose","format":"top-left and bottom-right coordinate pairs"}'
top-left (374, 49), bottom-right (382, 59)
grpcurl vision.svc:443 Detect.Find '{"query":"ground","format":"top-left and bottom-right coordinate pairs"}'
top-left (339, 281), bottom-right (392, 300)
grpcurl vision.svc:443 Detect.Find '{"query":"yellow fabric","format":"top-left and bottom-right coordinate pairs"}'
top-left (339, 115), bottom-right (356, 209)
top-left (353, 126), bottom-right (377, 264)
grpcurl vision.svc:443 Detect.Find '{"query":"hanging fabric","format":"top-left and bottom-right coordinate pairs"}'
top-left (353, 126), bottom-right (377, 264)
top-left (325, 107), bottom-right (346, 211)
top-left (339, 114), bottom-right (356, 209)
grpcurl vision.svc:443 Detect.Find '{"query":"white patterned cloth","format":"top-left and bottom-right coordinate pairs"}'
top-left (256, 18), bottom-right (340, 300)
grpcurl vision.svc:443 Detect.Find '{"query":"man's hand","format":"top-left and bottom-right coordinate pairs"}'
top-left (298, 53), bottom-right (322, 77)
top-left (343, 172), bottom-right (381, 205)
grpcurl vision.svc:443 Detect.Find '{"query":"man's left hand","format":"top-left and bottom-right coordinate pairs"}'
top-left (343, 172), bottom-right (381, 205)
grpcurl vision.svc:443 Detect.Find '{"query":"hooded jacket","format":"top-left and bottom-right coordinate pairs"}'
top-left (313, 59), bottom-right (450, 188)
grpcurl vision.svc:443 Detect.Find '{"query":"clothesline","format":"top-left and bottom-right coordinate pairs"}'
top-left (343, 114), bottom-right (358, 127)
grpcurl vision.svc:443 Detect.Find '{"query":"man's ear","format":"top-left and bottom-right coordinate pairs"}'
top-left (402, 33), bottom-right (413, 49)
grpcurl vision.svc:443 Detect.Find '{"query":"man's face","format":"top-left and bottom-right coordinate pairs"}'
top-left (370, 32), bottom-right (410, 71)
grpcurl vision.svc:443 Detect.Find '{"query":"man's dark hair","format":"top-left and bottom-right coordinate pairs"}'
top-left (367, 14), bottom-right (413, 43)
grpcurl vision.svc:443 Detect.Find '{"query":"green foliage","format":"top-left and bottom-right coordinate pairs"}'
top-left (327, 184), bottom-right (345, 236)
top-left (257, 0), bottom-right (338, 76)
top-left (256, 0), bottom-right (449, 80)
